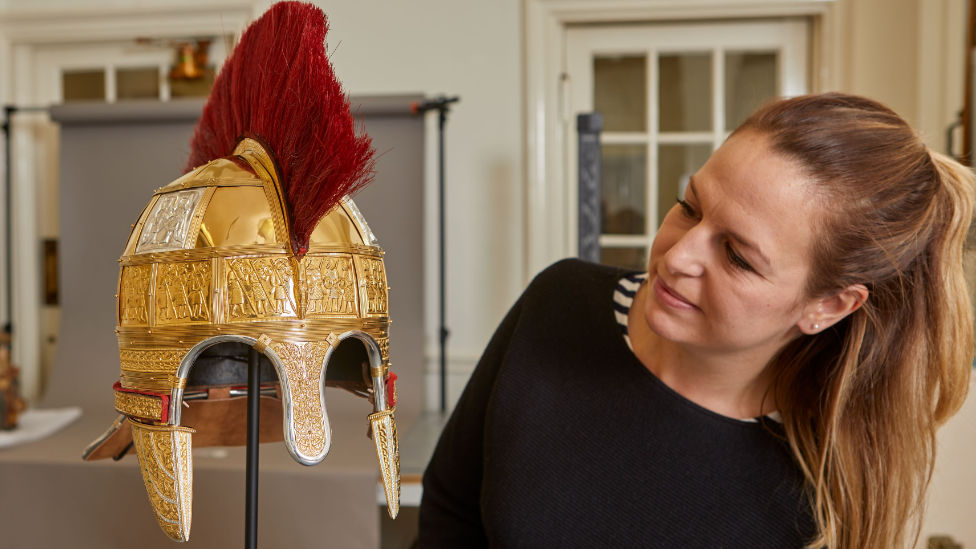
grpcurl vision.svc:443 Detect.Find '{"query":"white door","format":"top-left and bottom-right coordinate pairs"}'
top-left (566, 19), bottom-right (809, 271)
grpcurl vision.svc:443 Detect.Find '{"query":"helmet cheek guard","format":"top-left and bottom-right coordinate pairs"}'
top-left (82, 138), bottom-right (399, 541)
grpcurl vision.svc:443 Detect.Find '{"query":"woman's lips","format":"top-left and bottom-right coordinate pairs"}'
top-left (653, 277), bottom-right (699, 311)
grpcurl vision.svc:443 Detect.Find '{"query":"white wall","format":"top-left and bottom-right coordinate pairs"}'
top-left (305, 0), bottom-right (525, 410)
top-left (834, 0), bottom-right (967, 154)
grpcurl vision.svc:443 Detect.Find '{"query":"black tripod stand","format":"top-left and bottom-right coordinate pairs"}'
top-left (412, 96), bottom-right (459, 413)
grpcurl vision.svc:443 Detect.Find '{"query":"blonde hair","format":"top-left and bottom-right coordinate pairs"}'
top-left (738, 93), bottom-right (975, 548)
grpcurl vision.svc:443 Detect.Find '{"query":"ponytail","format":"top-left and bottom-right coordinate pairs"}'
top-left (739, 94), bottom-right (976, 549)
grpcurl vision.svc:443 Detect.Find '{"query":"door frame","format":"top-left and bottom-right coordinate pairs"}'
top-left (565, 19), bottom-right (809, 260)
top-left (522, 0), bottom-right (841, 282)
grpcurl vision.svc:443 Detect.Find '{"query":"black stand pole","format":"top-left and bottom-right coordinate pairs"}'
top-left (413, 96), bottom-right (459, 413)
top-left (437, 107), bottom-right (448, 413)
top-left (245, 347), bottom-right (260, 548)
top-left (3, 107), bottom-right (16, 349)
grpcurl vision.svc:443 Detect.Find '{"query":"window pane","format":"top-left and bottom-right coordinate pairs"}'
top-left (658, 144), bottom-right (712, 228)
top-left (63, 70), bottom-right (105, 102)
top-left (601, 247), bottom-right (647, 271)
top-left (117, 67), bottom-right (160, 100)
top-left (725, 52), bottom-right (778, 130)
top-left (659, 54), bottom-right (712, 132)
top-left (594, 55), bottom-right (646, 132)
top-left (601, 144), bottom-right (646, 235)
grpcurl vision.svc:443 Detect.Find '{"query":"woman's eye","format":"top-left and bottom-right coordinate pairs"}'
top-left (725, 242), bottom-right (753, 272)
top-left (676, 198), bottom-right (699, 219)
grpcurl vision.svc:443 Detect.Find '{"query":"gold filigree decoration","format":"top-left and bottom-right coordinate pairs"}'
top-left (115, 391), bottom-right (163, 421)
top-left (226, 257), bottom-right (298, 321)
top-left (369, 407), bottom-right (400, 519)
top-left (120, 265), bottom-right (152, 325)
top-left (300, 254), bottom-right (358, 317)
top-left (129, 419), bottom-right (195, 542)
top-left (120, 349), bottom-right (187, 373)
top-left (377, 336), bottom-right (390, 362)
top-left (120, 371), bottom-right (183, 392)
top-left (358, 257), bottom-right (388, 316)
top-left (154, 261), bottom-right (212, 325)
top-left (270, 341), bottom-right (330, 457)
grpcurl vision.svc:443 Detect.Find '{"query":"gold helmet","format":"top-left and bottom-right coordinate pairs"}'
top-left (82, 3), bottom-right (399, 542)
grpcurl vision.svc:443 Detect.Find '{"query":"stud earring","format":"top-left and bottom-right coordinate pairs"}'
top-left (812, 324), bottom-right (819, 330)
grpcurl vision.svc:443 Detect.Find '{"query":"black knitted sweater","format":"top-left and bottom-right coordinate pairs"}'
top-left (419, 259), bottom-right (815, 548)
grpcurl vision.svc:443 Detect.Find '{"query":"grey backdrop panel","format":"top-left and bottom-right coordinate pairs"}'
top-left (44, 96), bottom-right (425, 424)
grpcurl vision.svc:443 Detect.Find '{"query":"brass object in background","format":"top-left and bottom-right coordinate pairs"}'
top-left (171, 43), bottom-right (202, 81)
top-left (130, 37), bottom-right (217, 98)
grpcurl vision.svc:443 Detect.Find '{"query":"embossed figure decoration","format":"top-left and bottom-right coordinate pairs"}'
top-left (360, 257), bottom-right (388, 315)
top-left (121, 266), bottom-right (151, 325)
top-left (301, 255), bottom-right (358, 316)
top-left (155, 262), bottom-right (212, 324)
top-left (137, 189), bottom-right (206, 254)
top-left (82, 3), bottom-right (400, 543)
top-left (226, 257), bottom-right (298, 320)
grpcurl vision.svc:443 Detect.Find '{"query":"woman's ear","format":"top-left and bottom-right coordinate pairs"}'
top-left (797, 285), bottom-right (868, 335)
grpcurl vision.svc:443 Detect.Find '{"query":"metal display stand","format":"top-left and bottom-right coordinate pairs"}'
top-left (245, 346), bottom-right (260, 548)
top-left (413, 96), bottom-right (459, 413)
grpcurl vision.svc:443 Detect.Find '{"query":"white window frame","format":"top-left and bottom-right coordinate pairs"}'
top-left (566, 19), bottom-right (809, 261)
top-left (523, 0), bottom-right (841, 283)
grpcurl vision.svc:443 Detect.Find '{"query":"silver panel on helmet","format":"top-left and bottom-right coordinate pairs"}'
top-left (136, 189), bottom-right (206, 254)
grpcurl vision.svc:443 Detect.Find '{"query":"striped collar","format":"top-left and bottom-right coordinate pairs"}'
top-left (613, 273), bottom-right (781, 424)
top-left (613, 272), bottom-right (648, 352)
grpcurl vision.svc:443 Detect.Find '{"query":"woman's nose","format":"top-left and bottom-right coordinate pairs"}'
top-left (663, 226), bottom-right (707, 278)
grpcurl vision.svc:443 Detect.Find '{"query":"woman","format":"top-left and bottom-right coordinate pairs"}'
top-left (418, 94), bottom-right (976, 548)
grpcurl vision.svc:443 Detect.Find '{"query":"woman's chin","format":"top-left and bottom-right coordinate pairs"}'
top-left (644, 306), bottom-right (681, 340)
top-left (643, 304), bottom-right (690, 343)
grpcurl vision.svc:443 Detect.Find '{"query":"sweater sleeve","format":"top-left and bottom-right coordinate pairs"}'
top-left (417, 292), bottom-right (525, 548)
